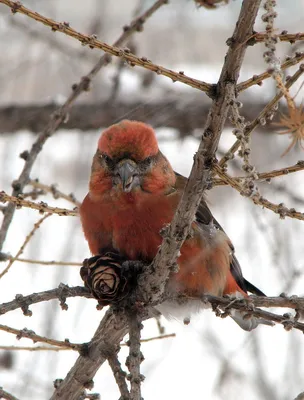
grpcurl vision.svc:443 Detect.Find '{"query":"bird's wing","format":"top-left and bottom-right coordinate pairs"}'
top-left (174, 172), bottom-right (265, 296)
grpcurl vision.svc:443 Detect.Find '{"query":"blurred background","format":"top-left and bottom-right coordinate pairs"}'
top-left (0, 0), bottom-right (304, 399)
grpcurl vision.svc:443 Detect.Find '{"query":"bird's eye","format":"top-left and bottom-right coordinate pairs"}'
top-left (100, 154), bottom-right (112, 164)
top-left (145, 156), bottom-right (152, 164)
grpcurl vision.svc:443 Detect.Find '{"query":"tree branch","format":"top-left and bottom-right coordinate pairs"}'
top-left (213, 164), bottom-right (304, 221)
top-left (127, 313), bottom-right (143, 400)
top-left (0, 284), bottom-right (92, 316)
top-left (0, 213), bottom-right (51, 279)
top-left (0, 0), bottom-right (211, 95)
top-left (106, 346), bottom-right (130, 400)
top-left (219, 64), bottom-right (304, 167)
top-left (213, 160), bottom-right (304, 186)
top-left (0, 388), bottom-right (20, 400)
top-left (138, 0), bottom-right (263, 304)
top-left (0, 324), bottom-right (82, 350)
top-left (237, 51), bottom-right (304, 92)
top-left (0, 192), bottom-right (78, 216)
top-left (50, 307), bottom-right (152, 400)
top-left (0, 99), bottom-right (293, 135)
top-left (202, 294), bottom-right (304, 333)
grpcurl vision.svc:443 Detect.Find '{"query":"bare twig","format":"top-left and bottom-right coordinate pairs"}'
top-left (0, 256), bottom-right (82, 267)
top-left (125, 333), bottom-right (175, 344)
top-left (106, 346), bottom-right (130, 400)
top-left (213, 164), bottom-right (304, 221)
top-left (237, 52), bottom-right (304, 92)
top-left (202, 294), bottom-right (304, 333)
top-left (127, 313), bottom-right (143, 400)
top-left (0, 213), bottom-right (51, 280)
top-left (0, 0), bottom-right (169, 252)
top-left (0, 324), bottom-right (82, 350)
top-left (0, 0), bottom-right (211, 95)
top-left (6, 14), bottom-right (98, 63)
top-left (0, 192), bottom-right (78, 216)
top-left (254, 31), bottom-right (304, 44)
top-left (0, 284), bottom-right (92, 316)
top-left (0, 345), bottom-right (73, 351)
top-left (202, 294), bottom-right (304, 311)
top-left (219, 64), bottom-right (304, 167)
top-left (28, 180), bottom-right (80, 206)
top-left (213, 160), bottom-right (304, 186)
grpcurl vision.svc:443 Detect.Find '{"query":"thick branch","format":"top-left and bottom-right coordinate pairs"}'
top-left (139, 0), bottom-right (263, 304)
top-left (0, 100), bottom-right (291, 134)
top-left (50, 307), bottom-right (152, 400)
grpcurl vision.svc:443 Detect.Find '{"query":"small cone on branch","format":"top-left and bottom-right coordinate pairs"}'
top-left (80, 252), bottom-right (129, 306)
top-left (80, 252), bottom-right (143, 306)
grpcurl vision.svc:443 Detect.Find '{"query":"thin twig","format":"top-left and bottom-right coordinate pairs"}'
top-left (202, 294), bottom-right (304, 333)
top-left (237, 52), bottom-right (304, 92)
top-left (0, 256), bottom-right (82, 267)
top-left (0, 284), bottom-right (92, 316)
top-left (0, 192), bottom-right (78, 216)
top-left (0, 345), bottom-right (73, 351)
top-left (0, 0), bottom-right (169, 253)
top-left (0, 0), bottom-right (211, 95)
top-left (0, 213), bottom-right (51, 279)
top-left (213, 160), bottom-right (304, 186)
top-left (128, 333), bottom-right (175, 344)
top-left (254, 31), bottom-right (304, 44)
top-left (6, 14), bottom-right (98, 63)
top-left (213, 164), bottom-right (304, 221)
top-left (29, 180), bottom-right (80, 206)
top-left (219, 64), bottom-right (304, 167)
top-left (0, 324), bottom-right (82, 350)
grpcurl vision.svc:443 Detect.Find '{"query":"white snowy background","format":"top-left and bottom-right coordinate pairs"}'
top-left (0, 0), bottom-right (304, 399)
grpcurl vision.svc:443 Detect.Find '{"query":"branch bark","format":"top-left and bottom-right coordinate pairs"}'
top-left (138, 0), bottom-right (263, 304)
top-left (0, 284), bottom-right (92, 316)
top-left (0, 100), bottom-right (290, 134)
top-left (50, 307), bottom-right (152, 400)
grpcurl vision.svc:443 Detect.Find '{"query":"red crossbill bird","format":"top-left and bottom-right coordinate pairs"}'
top-left (80, 120), bottom-right (269, 330)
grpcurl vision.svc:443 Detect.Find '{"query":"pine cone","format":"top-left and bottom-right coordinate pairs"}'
top-left (80, 252), bottom-right (128, 306)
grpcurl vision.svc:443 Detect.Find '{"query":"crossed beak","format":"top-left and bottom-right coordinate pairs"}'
top-left (115, 159), bottom-right (140, 192)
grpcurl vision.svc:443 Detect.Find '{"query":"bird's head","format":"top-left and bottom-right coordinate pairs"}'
top-left (89, 120), bottom-right (176, 196)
